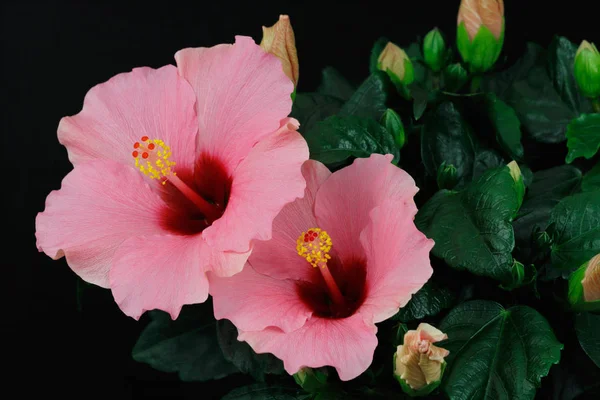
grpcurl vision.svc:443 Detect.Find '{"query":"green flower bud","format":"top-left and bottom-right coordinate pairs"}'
top-left (293, 367), bottom-right (328, 393)
top-left (380, 109), bottom-right (406, 149)
top-left (456, 0), bottom-right (505, 73)
top-left (507, 161), bottom-right (525, 210)
top-left (423, 28), bottom-right (447, 72)
top-left (568, 254), bottom-right (600, 312)
top-left (436, 162), bottom-right (458, 190)
top-left (574, 40), bottom-right (600, 99)
top-left (443, 63), bottom-right (468, 92)
top-left (378, 42), bottom-right (415, 86)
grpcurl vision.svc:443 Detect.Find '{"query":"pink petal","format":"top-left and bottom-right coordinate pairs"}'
top-left (209, 265), bottom-right (312, 333)
top-left (175, 36), bottom-right (294, 172)
top-left (248, 160), bottom-right (332, 281)
top-left (314, 154), bottom-right (419, 262)
top-left (110, 235), bottom-right (249, 320)
top-left (358, 199), bottom-right (434, 323)
top-left (35, 161), bottom-right (166, 288)
top-left (203, 125), bottom-right (309, 253)
top-left (239, 314), bottom-right (378, 381)
top-left (58, 66), bottom-right (198, 172)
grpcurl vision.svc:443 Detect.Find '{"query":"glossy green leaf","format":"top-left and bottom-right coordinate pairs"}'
top-left (217, 319), bottom-right (284, 381)
top-left (222, 384), bottom-right (303, 400)
top-left (420, 102), bottom-right (476, 186)
top-left (582, 163), bottom-right (600, 192)
top-left (317, 67), bottom-right (356, 101)
top-left (575, 312), bottom-right (600, 368)
top-left (303, 115), bottom-right (398, 165)
top-left (513, 165), bottom-right (582, 247)
top-left (440, 300), bottom-right (562, 400)
top-left (547, 190), bottom-right (600, 271)
top-left (487, 94), bottom-right (524, 160)
top-left (415, 164), bottom-right (523, 283)
top-left (290, 93), bottom-right (343, 134)
top-left (132, 304), bottom-right (237, 381)
top-left (547, 36), bottom-right (590, 114)
top-left (393, 281), bottom-right (456, 322)
top-left (565, 113), bottom-right (600, 163)
top-left (405, 41), bottom-right (427, 84)
top-left (472, 149), bottom-right (506, 181)
top-left (339, 71), bottom-right (388, 119)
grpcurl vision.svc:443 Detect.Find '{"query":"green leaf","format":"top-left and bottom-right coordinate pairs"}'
top-left (415, 164), bottom-right (523, 283)
top-left (565, 113), bottom-right (600, 163)
top-left (508, 67), bottom-right (576, 143)
top-left (132, 304), bottom-right (237, 381)
top-left (291, 93), bottom-right (343, 134)
top-left (411, 84), bottom-right (429, 120)
top-left (420, 102), bottom-right (477, 186)
top-left (317, 67), bottom-right (356, 101)
top-left (222, 384), bottom-right (303, 400)
top-left (217, 319), bottom-right (284, 381)
top-left (487, 94), bottom-right (524, 161)
top-left (393, 281), bottom-right (456, 322)
top-left (483, 43), bottom-right (545, 99)
top-left (440, 300), bottom-right (563, 400)
top-left (575, 312), bottom-right (600, 368)
top-left (547, 36), bottom-right (590, 114)
top-left (303, 115), bottom-right (399, 165)
top-left (405, 41), bottom-right (427, 85)
top-left (513, 165), bottom-right (582, 247)
top-left (369, 37), bottom-right (390, 74)
top-left (547, 190), bottom-right (600, 271)
top-left (582, 162), bottom-right (600, 192)
top-left (472, 149), bottom-right (506, 181)
top-left (339, 72), bottom-right (388, 120)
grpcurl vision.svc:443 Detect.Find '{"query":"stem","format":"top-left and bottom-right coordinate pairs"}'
top-left (592, 97), bottom-right (600, 113)
top-left (168, 174), bottom-right (220, 222)
top-left (318, 265), bottom-right (345, 306)
top-left (470, 75), bottom-right (482, 94)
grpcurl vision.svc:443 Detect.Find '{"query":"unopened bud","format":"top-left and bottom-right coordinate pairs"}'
top-left (437, 162), bottom-right (458, 190)
top-left (261, 15), bottom-right (299, 87)
top-left (394, 323), bottom-right (449, 396)
top-left (378, 42), bottom-right (415, 86)
top-left (574, 40), bottom-right (600, 99)
top-left (423, 28), bottom-right (447, 72)
top-left (381, 109), bottom-right (406, 149)
top-left (443, 63), bottom-right (468, 92)
top-left (456, 0), bottom-right (505, 73)
top-left (568, 254), bottom-right (600, 311)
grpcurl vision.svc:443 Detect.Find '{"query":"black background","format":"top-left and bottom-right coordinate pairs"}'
top-left (4, 0), bottom-right (600, 398)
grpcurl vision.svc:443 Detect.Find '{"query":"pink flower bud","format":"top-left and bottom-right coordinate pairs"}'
top-left (582, 254), bottom-right (600, 302)
top-left (457, 0), bottom-right (504, 40)
top-left (260, 15), bottom-right (299, 86)
top-left (394, 323), bottom-right (450, 391)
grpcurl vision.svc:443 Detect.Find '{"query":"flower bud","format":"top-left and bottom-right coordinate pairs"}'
top-left (443, 63), bottom-right (468, 92)
top-left (381, 109), bottom-right (406, 149)
top-left (456, 0), bottom-right (505, 73)
top-left (423, 28), bottom-right (447, 72)
top-left (436, 162), bottom-right (458, 190)
top-left (260, 15), bottom-right (299, 87)
top-left (378, 42), bottom-right (415, 86)
top-left (508, 161), bottom-right (525, 209)
top-left (574, 40), bottom-right (600, 99)
top-left (568, 254), bottom-right (600, 311)
top-left (394, 323), bottom-right (449, 396)
top-left (293, 367), bottom-right (328, 392)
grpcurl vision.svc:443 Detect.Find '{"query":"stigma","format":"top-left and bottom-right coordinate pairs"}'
top-left (296, 228), bottom-right (333, 268)
top-left (132, 136), bottom-right (176, 184)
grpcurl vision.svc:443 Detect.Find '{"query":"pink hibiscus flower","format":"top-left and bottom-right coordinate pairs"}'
top-left (35, 36), bottom-right (309, 320)
top-left (209, 154), bottom-right (434, 380)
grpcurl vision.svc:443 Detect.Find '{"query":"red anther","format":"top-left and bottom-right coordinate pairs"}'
top-left (133, 142), bottom-right (140, 149)
top-left (304, 238), bottom-right (308, 242)
top-left (132, 151), bottom-right (139, 158)
top-left (142, 152), bottom-right (149, 159)
top-left (309, 236), bottom-right (315, 242)
top-left (148, 143), bottom-right (156, 150)
top-left (312, 232), bottom-right (318, 237)
top-left (308, 230), bottom-right (313, 235)
top-left (141, 136), bottom-right (149, 142)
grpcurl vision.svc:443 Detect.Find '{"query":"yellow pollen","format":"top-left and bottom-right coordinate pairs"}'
top-left (296, 228), bottom-right (333, 268)
top-left (132, 137), bottom-right (176, 184)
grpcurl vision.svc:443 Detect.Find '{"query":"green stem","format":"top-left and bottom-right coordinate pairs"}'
top-left (592, 97), bottom-right (600, 113)
top-left (470, 75), bottom-right (482, 93)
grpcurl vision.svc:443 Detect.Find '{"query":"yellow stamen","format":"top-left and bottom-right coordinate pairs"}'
top-left (132, 137), bottom-right (176, 184)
